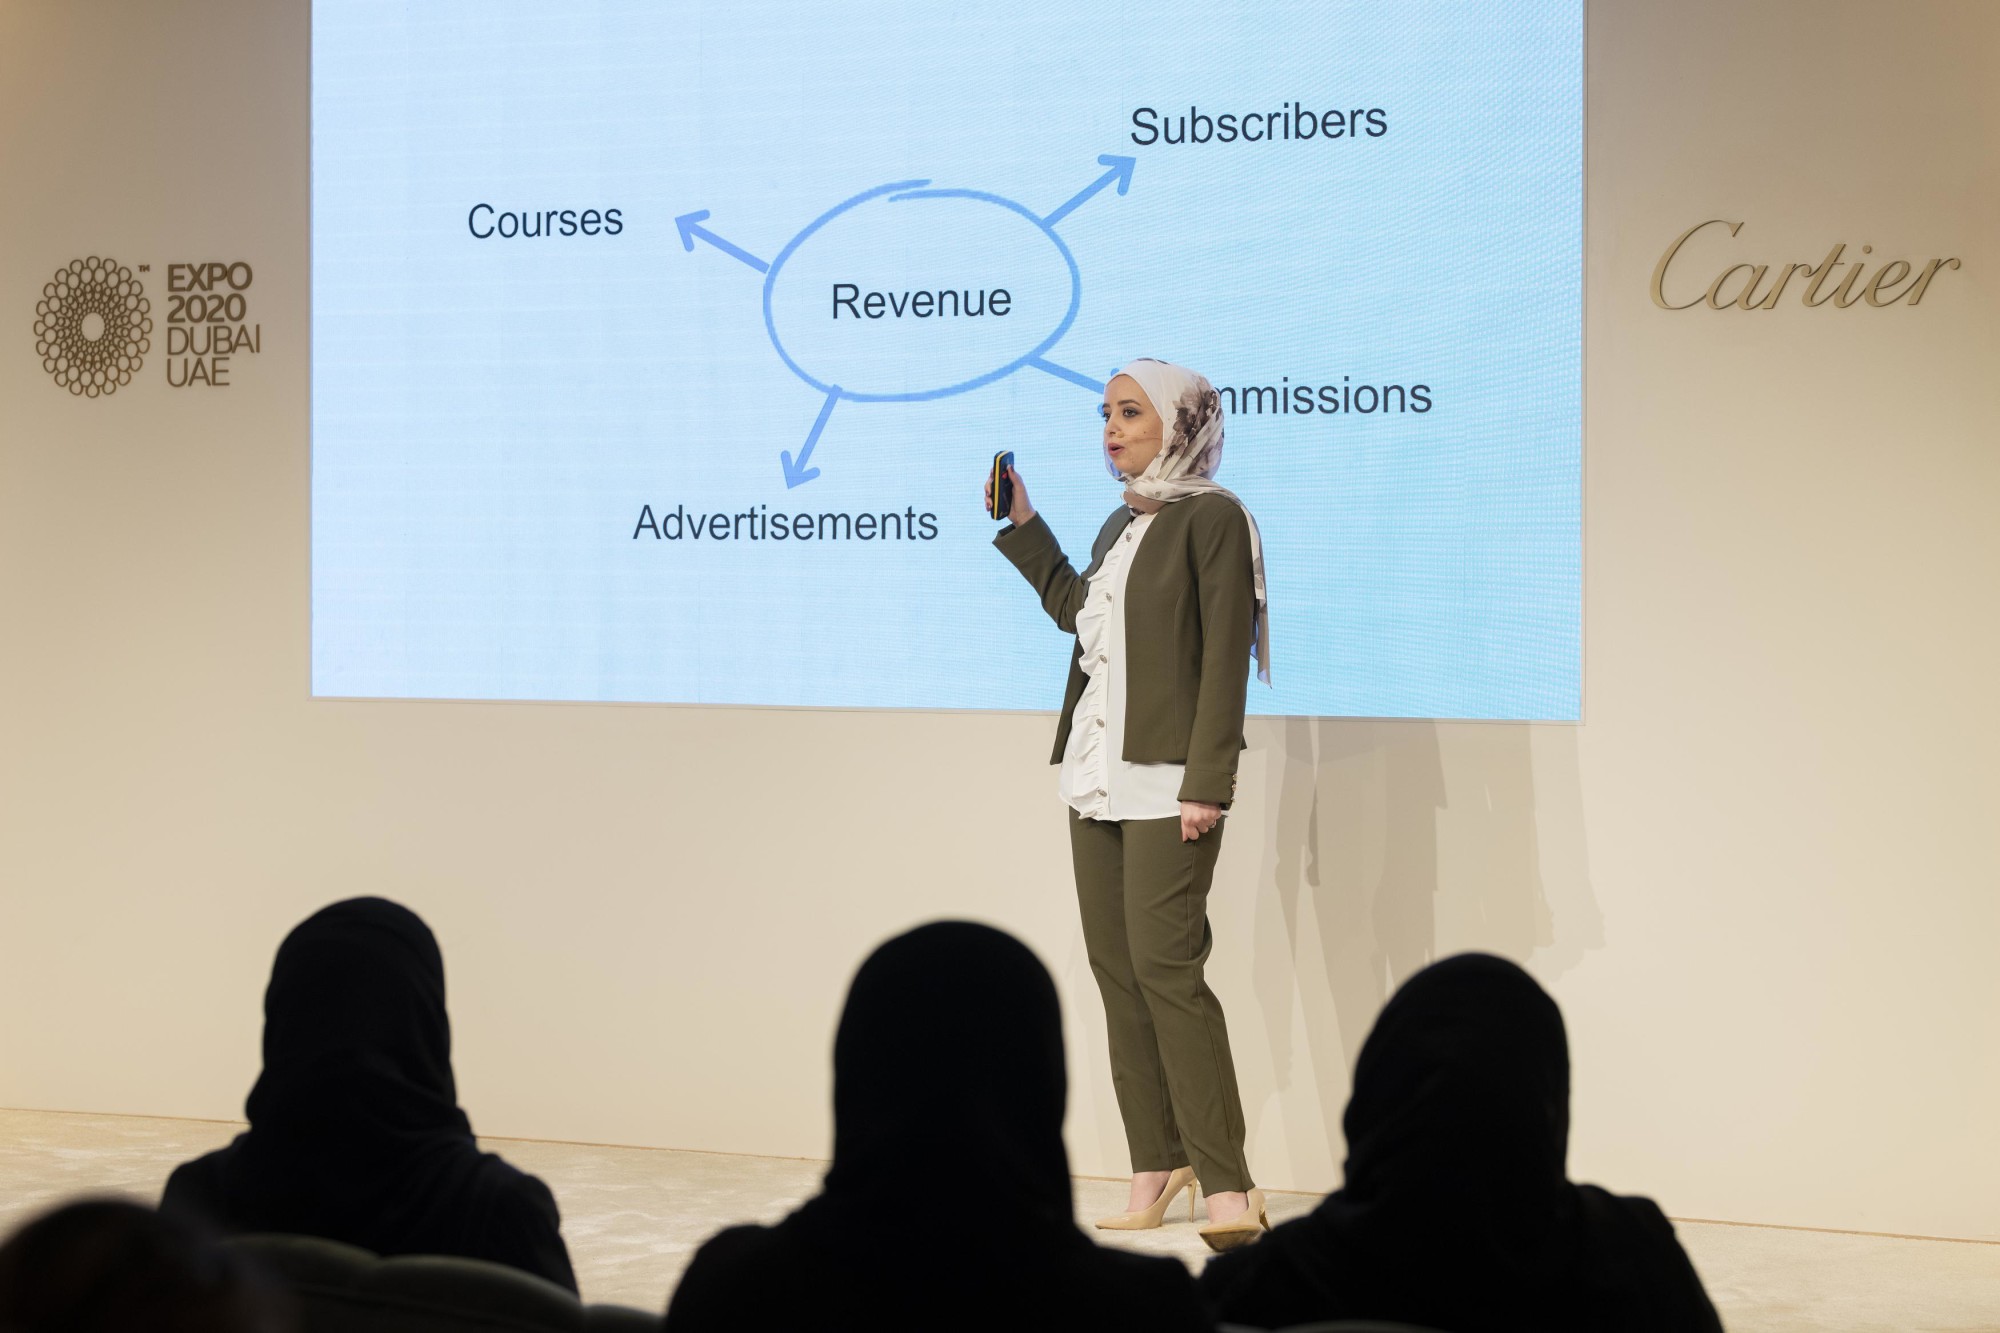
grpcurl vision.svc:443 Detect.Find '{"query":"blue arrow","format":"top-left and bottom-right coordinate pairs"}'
top-left (675, 210), bottom-right (770, 273)
top-left (1027, 356), bottom-right (1105, 394)
top-left (1042, 154), bottom-right (1136, 228)
top-left (782, 388), bottom-right (840, 488)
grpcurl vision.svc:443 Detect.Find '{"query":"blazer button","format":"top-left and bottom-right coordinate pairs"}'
top-left (1095, 717), bottom-right (1106, 728)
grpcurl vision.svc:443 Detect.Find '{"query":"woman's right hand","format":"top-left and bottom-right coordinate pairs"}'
top-left (983, 464), bottom-right (1035, 527)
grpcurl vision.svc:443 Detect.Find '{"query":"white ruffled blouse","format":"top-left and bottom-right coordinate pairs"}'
top-left (1058, 511), bottom-right (1186, 822)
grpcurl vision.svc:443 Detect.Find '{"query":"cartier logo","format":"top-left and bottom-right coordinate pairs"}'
top-left (1652, 220), bottom-right (1961, 311)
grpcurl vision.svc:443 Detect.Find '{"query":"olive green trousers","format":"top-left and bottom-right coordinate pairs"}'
top-left (1068, 810), bottom-right (1253, 1194)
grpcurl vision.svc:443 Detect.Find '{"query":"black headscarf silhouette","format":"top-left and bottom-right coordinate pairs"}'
top-left (665, 921), bottom-right (1208, 1333)
top-left (161, 898), bottom-right (575, 1293)
top-left (1200, 953), bottom-right (1721, 1333)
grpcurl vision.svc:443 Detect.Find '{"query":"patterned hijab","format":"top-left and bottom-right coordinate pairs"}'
top-left (1112, 357), bottom-right (1271, 684)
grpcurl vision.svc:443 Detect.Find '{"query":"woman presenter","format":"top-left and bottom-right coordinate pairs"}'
top-left (986, 358), bottom-right (1272, 1251)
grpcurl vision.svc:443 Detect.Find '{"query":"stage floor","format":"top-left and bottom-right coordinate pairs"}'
top-left (1, 1108), bottom-right (1993, 1331)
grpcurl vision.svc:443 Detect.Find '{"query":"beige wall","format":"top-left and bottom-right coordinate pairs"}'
top-left (2, 0), bottom-right (1995, 1241)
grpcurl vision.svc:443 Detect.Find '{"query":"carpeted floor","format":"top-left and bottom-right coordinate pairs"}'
top-left (2, 1108), bottom-right (1994, 1331)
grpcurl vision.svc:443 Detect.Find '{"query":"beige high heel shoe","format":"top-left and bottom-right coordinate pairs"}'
top-left (1197, 1187), bottom-right (1270, 1251)
top-left (1093, 1166), bottom-right (1198, 1230)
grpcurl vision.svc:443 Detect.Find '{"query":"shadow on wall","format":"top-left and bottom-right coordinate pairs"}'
top-left (1251, 719), bottom-right (1603, 1171)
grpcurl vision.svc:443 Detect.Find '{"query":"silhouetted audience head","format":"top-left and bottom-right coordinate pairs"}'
top-left (665, 920), bottom-right (1209, 1333)
top-left (0, 1197), bottom-right (293, 1333)
top-left (1201, 953), bottom-right (1722, 1333)
top-left (825, 918), bottom-right (1071, 1233)
top-left (160, 897), bottom-right (576, 1292)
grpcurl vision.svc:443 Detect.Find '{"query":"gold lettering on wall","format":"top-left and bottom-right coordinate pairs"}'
top-left (1653, 222), bottom-right (1960, 310)
top-left (1863, 260), bottom-right (1914, 305)
top-left (1652, 220), bottom-right (1740, 310)
top-left (1802, 245), bottom-right (1847, 307)
top-left (1704, 263), bottom-right (1762, 309)
top-left (1906, 257), bottom-right (1961, 303)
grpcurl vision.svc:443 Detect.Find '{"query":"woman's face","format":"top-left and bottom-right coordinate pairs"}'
top-left (1101, 374), bottom-right (1164, 479)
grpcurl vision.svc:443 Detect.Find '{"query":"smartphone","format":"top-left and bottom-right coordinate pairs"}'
top-left (988, 450), bottom-right (1015, 520)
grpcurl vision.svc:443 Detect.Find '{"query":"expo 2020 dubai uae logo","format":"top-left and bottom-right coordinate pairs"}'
top-left (33, 257), bottom-right (152, 397)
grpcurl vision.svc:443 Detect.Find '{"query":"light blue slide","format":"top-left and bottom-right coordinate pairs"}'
top-left (311, 1), bottom-right (1582, 719)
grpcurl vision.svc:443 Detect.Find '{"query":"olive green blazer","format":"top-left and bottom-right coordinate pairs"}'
top-left (994, 493), bottom-right (1256, 806)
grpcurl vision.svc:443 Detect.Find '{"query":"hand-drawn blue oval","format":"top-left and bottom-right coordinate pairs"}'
top-left (762, 180), bottom-right (1082, 403)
